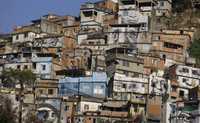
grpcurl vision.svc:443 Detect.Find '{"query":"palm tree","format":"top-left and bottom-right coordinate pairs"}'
top-left (1, 68), bottom-right (36, 123)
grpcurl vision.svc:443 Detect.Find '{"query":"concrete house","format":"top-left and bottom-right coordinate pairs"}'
top-left (155, 0), bottom-right (172, 17)
top-left (105, 47), bottom-right (144, 78)
top-left (12, 31), bottom-right (41, 44)
top-left (151, 30), bottom-right (191, 64)
top-left (166, 64), bottom-right (200, 101)
top-left (59, 72), bottom-right (108, 99)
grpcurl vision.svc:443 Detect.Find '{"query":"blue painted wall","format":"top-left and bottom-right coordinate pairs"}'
top-left (59, 72), bottom-right (108, 98)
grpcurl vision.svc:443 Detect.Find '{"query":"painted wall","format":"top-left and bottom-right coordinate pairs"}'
top-left (59, 72), bottom-right (108, 98)
top-left (12, 32), bottom-right (39, 43)
top-left (78, 101), bottom-right (101, 113)
top-left (32, 57), bottom-right (53, 79)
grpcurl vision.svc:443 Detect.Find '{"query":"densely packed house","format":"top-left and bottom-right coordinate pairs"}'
top-left (0, 0), bottom-right (200, 123)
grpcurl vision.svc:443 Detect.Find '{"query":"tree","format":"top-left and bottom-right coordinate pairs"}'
top-left (24, 112), bottom-right (43, 123)
top-left (172, 0), bottom-right (192, 13)
top-left (0, 95), bottom-right (17, 123)
top-left (1, 68), bottom-right (36, 123)
top-left (189, 38), bottom-right (200, 66)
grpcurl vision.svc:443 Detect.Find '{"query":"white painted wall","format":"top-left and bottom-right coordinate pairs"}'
top-left (78, 101), bottom-right (101, 113)
top-left (4, 62), bottom-right (32, 70)
top-left (176, 65), bottom-right (200, 79)
top-left (12, 32), bottom-right (40, 43)
top-left (113, 73), bottom-right (148, 94)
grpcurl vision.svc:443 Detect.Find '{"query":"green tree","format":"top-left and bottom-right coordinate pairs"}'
top-left (25, 112), bottom-right (43, 123)
top-left (189, 38), bottom-right (200, 66)
top-left (1, 68), bottom-right (36, 123)
top-left (0, 95), bottom-right (16, 123)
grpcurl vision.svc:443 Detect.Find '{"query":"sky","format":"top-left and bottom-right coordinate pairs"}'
top-left (0, 0), bottom-right (99, 33)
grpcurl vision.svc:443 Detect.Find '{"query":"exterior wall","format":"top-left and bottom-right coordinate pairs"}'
top-left (106, 52), bottom-right (144, 77)
top-left (12, 32), bottom-right (39, 43)
top-left (78, 34), bottom-right (88, 45)
top-left (80, 3), bottom-right (106, 26)
top-left (149, 71), bottom-right (170, 96)
top-left (168, 65), bottom-right (200, 101)
top-left (176, 65), bottom-right (200, 80)
top-left (147, 96), bottom-right (162, 121)
top-left (119, 0), bottom-right (137, 10)
top-left (136, 33), bottom-right (152, 53)
top-left (177, 65), bottom-right (200, 100)
top-left (96, 0), bottom-right (118, 12)
top-left (59, 72), bottom-right (108, 98)
top-left (151, 32), bottom-right (191, 63)
top-left (41, 19), bottom-right (62, 34)
top-left (61, 48), bottom-right (91, 70)
top-left (36, 79), bottom-right (58, 98)
top-left (108, 26), bottom-right (139, 44)
top-left (33, 36), bottom-right (64, 48)
top-left (4, 62), bottom-right (32, 70)
top-left (51, 16), bottom-right (77, 27)
top-left (61, 102), bottom-right (74, 123)
top-left (63, 25), bottom-right (80, 38)
top-left (143, 55), bottom-right (165, 72)
top-left (112, 73), bottom-right (148, 103)
top-left (118, 9), bottom-right (149, 31)
top-left (116, 58), bottom-right (144, 75)
top-left (78, 101), bottom-right (101, 113)
top-left (156, 0), bottom-right (172, 17)
top-left (32, 57), bottom-right (53, 79)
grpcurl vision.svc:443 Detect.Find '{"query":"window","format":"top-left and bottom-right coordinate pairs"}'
top-left (192, 70), bottom-right (199, 76)
top-left (179, 90), bottom-right (184, 97)
top-left (154, 36), bottom-right (160, 40)
top-left (39, 89), bottom-right (43, 94)
top-left (172, 87), bottom-right (177, 92)
top-left (123, 11), bottom-right (129, 16)
top-left (182, 68), bottom-right (189, 73)
top-left (121, 0), bottom-right (135, 5)
top-left (84, 104), bottom-right (89, 110)
top-left (142, 84), bottom-right (145, 87)
top-left (182, 78), bottom-right (187, 83)
top-left (160, 1), bottom-right (164, 6)
top-left (83, 11), bottom-right (93, 17)
top-left (122, 84), bottom-right (126, 88)
top-left (129, 84), bottom-right (136, 89)
top-left (65, 105), bottom-right (69, 111)
top-left (48, 89), bottom-right (54, 95)
top-left (24, 32), bottom-right (28, 38)
top-left (16, 35), bottom-right (19, 40)
top-left (164, 42), bottom-right (183, 49)
top-left (123, 60), bottom-right (129, 67)
top-left (94, 11), bottom-right (97, 16)
top-left (124, 71), bottom-right (129, 76)
top-left (17, 65), bottom-right (21, 70)
top-left (24, 65), bottom-right (28, 69)
top-left (42, 65), bottom-right (46, 71)
top-left (33, 63), bottom-right (36, 69)
top-left (51, 113), bottom-right (55, 118)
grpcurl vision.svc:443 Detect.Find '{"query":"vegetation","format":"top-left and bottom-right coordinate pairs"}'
top-left (0, 68), bottom-right (36, 123)
top-left (0, 95), bottom-right (16, 123)
top-left (189, 38), bottom-right (200, 66)
top-left (172, 0), bottom-right (192, 13)
top-left (25, 112), bottom-right (43, 123)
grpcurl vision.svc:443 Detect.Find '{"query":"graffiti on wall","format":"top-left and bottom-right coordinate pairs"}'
top-left (33, 37), bottom-right (64, 47)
